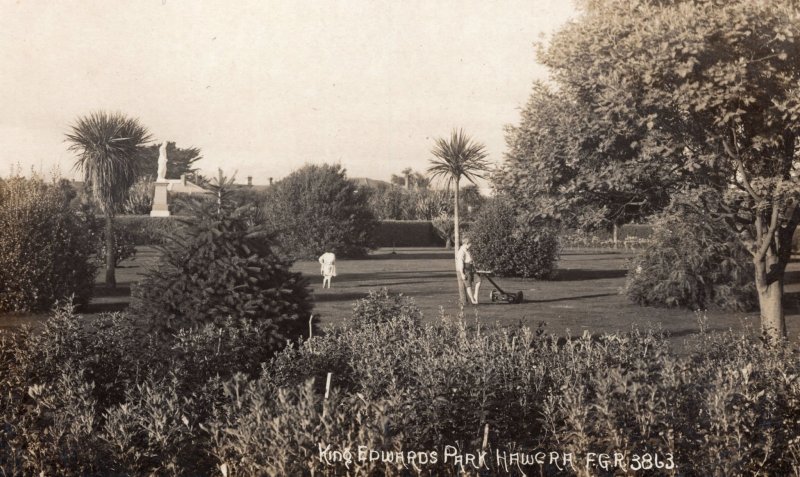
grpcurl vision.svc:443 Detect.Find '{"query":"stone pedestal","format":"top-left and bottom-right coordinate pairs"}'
top-left (150, 181), bottom-right (170, 217)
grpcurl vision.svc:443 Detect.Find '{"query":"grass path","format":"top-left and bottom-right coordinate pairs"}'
top-left (5, 247), bottom-right (799, 348)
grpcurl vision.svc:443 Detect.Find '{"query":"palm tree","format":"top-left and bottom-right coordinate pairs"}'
top-left (428, 129), bottom-right (489, 306)
top-left (66, 111), bottom-right (152, 287)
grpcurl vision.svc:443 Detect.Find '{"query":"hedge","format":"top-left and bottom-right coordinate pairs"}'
top-left (372, 220), bottom-right (443, 247)
top-left (116, 216), bottom-right (444, 248)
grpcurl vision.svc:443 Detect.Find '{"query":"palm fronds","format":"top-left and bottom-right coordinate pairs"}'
top-left (427, 128), bottom-right (490, 189)
top-left (65, 111), bottom-right (152, 214)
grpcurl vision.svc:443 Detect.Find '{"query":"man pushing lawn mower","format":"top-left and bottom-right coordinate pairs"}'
top-left (456, 235), bottom-right (524, 305)
top-left (456, 236), bottom-right (481, 305)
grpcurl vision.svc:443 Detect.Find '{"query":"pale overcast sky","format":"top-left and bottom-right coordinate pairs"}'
top-left (1, 0), bottom-right (577, 185)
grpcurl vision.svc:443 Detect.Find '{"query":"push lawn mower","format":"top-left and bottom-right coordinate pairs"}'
top-left (475, 270), bottom-right (524, 304)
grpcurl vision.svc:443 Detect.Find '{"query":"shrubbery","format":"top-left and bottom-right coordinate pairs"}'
top-left (0, 176), bottom-right (97, 312)
top-left (625, 191), bottom-right (757, 311)
top-left (1, 299), bottom-right (799, 475)
top-left (469, 198), bottom-right (560, 278)
top-left (131, 177), bottom-right (313, 336)
top-left (121, 177), bottom-right (154, 215)
top-left (351, 288), bottom-right (422, 328)
top-left (115, 215), bottom-right (184, 246)
top-left (262, 164), bottom-right (377, 259)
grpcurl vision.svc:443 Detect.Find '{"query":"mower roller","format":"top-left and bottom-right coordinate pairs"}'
top-left (475, 270), bottom-right (524, 304)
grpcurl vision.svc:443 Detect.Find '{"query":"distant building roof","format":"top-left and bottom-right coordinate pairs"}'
top-left (350, 177), bottom-right (394, 189)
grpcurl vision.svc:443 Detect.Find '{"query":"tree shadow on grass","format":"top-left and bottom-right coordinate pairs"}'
top-left (531, 292), bottom-right (617, 303)
top-left (367, 252), bottom-right (451, 261)
top-left (549, 269), bottom-right (628, 281)
top-left (92, 285), bottom-right (132, 298)
top-left (313, 292), bottom-right (369, 303)
top-left (354, 280), bottom-right (443, 287)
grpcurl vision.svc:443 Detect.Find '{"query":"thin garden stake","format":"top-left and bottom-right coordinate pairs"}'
top-left (482, 424), bottom-right (489, 450)
top-left (309, 314), bottom-right (314, 339)
top-left (325, 372), bottom-right (332, 400)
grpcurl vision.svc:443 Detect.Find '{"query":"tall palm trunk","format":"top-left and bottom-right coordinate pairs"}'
top-left (453, 179), bottom-right (466, 307)
top-left (105, 214), bottom-right (116, 287)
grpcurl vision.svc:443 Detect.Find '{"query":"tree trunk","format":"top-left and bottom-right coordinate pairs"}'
top-left (755, 255), bottom-right (786, 340)
top-left (612, 223), bottom-right (619, 249)
top-left (453, 181), bottom-right (466, 308)
top-left (757, 278), bottom-right (785, 340)
top-left (105, 215), bottom-right (116, 288)
top-left (754, 218), bottom-right (797, 340)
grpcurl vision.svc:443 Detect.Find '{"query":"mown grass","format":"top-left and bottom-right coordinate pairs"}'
top-left (5, 246), bottom-right (800, 348)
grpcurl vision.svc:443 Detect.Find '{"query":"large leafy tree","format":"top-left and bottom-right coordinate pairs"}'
top-left (262, 163), bottom-right (377, 259)
top-left (135, 141), bottom-right (202, 180)
top-left (66, 111), bottom-right (152, 287)
top-left (496, 81), bottom-right (677, 238)
top-left (508, 0), bottom-right (800, 338)
top-left (428, 129), bottom-right (490, 307)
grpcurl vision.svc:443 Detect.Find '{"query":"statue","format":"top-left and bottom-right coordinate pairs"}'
top-left (157, 141), bottom-right (168, 181)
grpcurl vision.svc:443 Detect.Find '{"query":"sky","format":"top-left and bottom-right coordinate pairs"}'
top-left (0, 0), bottom-right (577, 186)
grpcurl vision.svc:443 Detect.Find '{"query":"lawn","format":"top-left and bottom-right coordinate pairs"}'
top-left (5, 246), bottom-right (799, 348)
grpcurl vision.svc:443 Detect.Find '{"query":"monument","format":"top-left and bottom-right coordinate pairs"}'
top-left (150, 140), bottom-right (211, 217)
top-left (150, 141), bottom-right (171, 217)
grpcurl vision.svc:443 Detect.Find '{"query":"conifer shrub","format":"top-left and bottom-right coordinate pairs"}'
top-left (469, 198), bottom-right (560, 278)
top-left (624, 191), bottom-right (757, 311)
top-left (0, 175), bottom-right (97, 312)
top-left (131, 175), bottom-right (313, 345)
top-left (261, 163), bottom-right (377, 259)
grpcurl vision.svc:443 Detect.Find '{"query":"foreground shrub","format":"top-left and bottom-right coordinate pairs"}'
top-left (625, 190), bottom-right (757, 311)
top-left (0, 175), bottom-right (97, 312)
top-left (469, 198), bottom-right (560, 278)
top-left (2, 299), bottom-right (799, 475)
top-left (351, 288), bottom-right (422, 328)
top-left (262, 163), bottom-right (378, 259)
top-left (132, 176), bottom-right (313, 340)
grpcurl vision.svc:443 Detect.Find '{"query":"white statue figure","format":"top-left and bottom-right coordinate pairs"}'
top-left (157, 141), bottom-right (168, 181)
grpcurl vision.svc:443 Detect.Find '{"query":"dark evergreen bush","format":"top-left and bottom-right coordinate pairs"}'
top-left (261, 163), bottom-right (377, 259)
top-left (131, 175), bottom-right (313, 342)
top-left (0, 176), bottom-right (97, 312)
top-left (469, 198), bottom-right (560, 278)
top-left (624, 191), bottom-right (757, 311)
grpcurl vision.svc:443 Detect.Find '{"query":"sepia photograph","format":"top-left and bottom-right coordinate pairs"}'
top-left (1, 0), bottom-right (799, 475)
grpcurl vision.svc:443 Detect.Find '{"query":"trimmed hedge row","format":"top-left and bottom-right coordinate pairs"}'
top-left (116, 216), bottom-right (445, 248)
top-left (371, 220), bottom-right (443, 247)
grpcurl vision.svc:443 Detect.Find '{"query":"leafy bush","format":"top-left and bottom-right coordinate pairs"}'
top-left (625, 191), bottom-right (757, 311)
top-left (431, 213), bottom-right (455, 248)
top-left (94, 222), bottom-right (136, 266)
top-left (262, 163), bottom-right (378, 259)
top-left (469, 198), bottom-right (560, 278)
top-left (121, 177), bottom-right (154, 215)
top-left (0, 175), bottom-right (97, 312)
top-left (2, 299), bottom-right (800, 475)
top-left (115, 215), bottom-right (184, 245)
top-left (351, 288), bottom-right (422, 328)
top-left (131, 176), bottom-right (313, 341)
